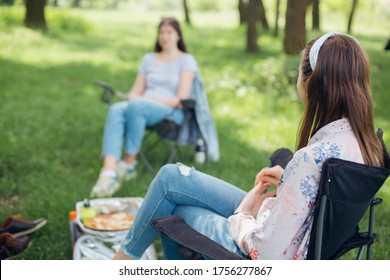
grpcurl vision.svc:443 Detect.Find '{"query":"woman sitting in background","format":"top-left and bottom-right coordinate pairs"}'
top-left (90, 17), bottom-right (198, 198)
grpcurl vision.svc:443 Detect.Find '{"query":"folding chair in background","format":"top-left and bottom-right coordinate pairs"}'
top-left (138, 98), bottom-right (197, 172)
top-left (94, 79), bottom-right (218, 172)
top-left (151, 134), bottom-right (390, 260)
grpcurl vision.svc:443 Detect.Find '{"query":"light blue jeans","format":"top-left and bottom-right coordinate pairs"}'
top-left (102, 99), bottom-right (184, 159)
top-left (120, 163), bottom-right (248, 259)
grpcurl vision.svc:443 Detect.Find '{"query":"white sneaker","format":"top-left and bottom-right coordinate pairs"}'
top-left (90, 173), bottom-right (121, 198)
top-left (116, 161), bottom-right (137, 182)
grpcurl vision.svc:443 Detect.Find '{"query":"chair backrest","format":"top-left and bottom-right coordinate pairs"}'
top-left (307, 158), bottom-right (390, 260)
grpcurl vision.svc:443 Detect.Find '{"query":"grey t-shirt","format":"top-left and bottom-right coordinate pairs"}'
top-left (139, 52), bottom-right (198, 99)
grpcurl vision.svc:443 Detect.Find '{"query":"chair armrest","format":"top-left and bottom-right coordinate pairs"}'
top-left (371, 197), bottom-right (383, 206)
top-left (94, 80), bottom-right (115, 104)
top-left (152, 215), bottom-right (244, 260)
top-left (94, 80), bottom-right (127, 104)
top-left (180, 99), bottom-right (196, 109)
top-left (94, 80), bottom-right (115, 93)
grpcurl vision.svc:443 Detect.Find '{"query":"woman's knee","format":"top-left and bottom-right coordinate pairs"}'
top-left (147, 164), bottom-right (177, 194)
top-left (126, 99), bottom-right (148, 116)
top-left (107, 101), bottom-right (127, 118)
top-left (155, 164), bottom-right (178, 181)
top-left (153, 163), bottom-right (189, 184)
top-left (149, 163), bottom-right (193, 194)
top-left (158, 163), bottom-right (194, 178)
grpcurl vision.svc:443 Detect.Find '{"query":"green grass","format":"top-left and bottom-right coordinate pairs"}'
top-left (0, 6), bottom-right (389, 260)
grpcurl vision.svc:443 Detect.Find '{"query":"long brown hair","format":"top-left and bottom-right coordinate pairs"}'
top-left (154, 17), bottom-right (187, 53)
top-left (297, 34), bottom-right (384, 167)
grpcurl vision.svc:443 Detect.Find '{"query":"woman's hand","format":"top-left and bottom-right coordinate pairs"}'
top-left (235, 182), bottom-right (276, 218)
top-left (234, 165), bottom-right (284, 218)
top-left (126, 94), bottom-right (137, 101)
top-left (255, 165), bottom-right (284, 188)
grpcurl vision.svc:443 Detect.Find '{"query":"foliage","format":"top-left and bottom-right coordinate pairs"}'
top-left (0, 5), bottom-right (23, 26)
top-left (46, 9), bottom-right (94, 33)
top-left (190, 0), bottom-right (237, 12)
top-left (0, 7), bottom-right (389, 260)
top-left (0, 6), bottom-right (94, 33)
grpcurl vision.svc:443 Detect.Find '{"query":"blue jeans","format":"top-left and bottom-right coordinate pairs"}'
top-left (102, 99), bottom-right (184, 159)
top-left (120, 163), bottom-right (248, 259)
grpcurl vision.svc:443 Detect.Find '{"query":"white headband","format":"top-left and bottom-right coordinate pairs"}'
top-left (309, 32), bottom-right (360, 70)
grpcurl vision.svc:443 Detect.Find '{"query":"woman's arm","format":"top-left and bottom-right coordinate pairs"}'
top-left (255, 165), bottom-right (284, 187)
top-left (229, 151), bottom-right (319, 259)
top-left (234, 181), bottom-right (277, 217)
top-left (141, 70), bottom-right (195, 108)
top-left (234, 165), bottom-right (283, 217)
top-left (127, 74), bottom-right (146, 100)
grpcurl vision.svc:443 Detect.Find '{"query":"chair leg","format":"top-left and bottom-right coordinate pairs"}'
top-left (366, 202), bottom-right (376, 260)
top-left (167, 147), bottom-right (177, 163)
top-left (367, 198), bottom-right (383, 260)
top-left (356, 247), bottom-right (365, 260)
top-left (139, 151), bottom-right (154, 173)
top-left (314, 195), bottom-right (327, 259)
top-left (139, 131), bottom-right (166, 173)
top-left (366, 245), bottom-right (372, 260)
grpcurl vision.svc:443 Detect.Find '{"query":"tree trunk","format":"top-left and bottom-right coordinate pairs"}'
top-left (1, 0), bottom-right (15, 5)
top-left (312, 0), bottom-right (320, 30)
top-left (246, 0), bottom-right (259, 52)
top-left (257, 0), bottom-right (269, 30)
top-left (238, 0), bottom-right (249, 25)
top-left (347, 0), bottom-right (358, 33)
top-left (72, 0), bottom-right (81, 8)
top-left (385, 38), bottom-right (390, 51)
top-left (183, 0), bottom-right (191, 25)
top-left (283, 0), bottom-right (312, 55)
top-left (108, 0), bottom-right (122, 9)
top-left (274, 0), bottom-right (280, 36)
top-left (24, 0), bottom-right (47, 30)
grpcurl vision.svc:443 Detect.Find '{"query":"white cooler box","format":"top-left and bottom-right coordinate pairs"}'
top-left (71, 197), bottom-right (157, 260)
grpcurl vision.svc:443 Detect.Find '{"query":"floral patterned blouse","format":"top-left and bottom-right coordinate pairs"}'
top-left (228, 118), bottom-right (364, 259)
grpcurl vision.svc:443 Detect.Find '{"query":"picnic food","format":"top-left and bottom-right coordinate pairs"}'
top-left (80, 199), bottom-right (97, 223)
top-left (83, 212), bottom-right (135, 231)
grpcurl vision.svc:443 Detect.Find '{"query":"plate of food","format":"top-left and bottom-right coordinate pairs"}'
top-left (83, 212), bottom-right (135, 231)
top-left (75, 197), bottom-right (143, 239)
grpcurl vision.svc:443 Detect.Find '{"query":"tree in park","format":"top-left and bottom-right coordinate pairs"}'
top-left (24, 0), bottom-right (47, 30)
top-left (385, 39), bottom-right (390, 51)
top-left (72, 0), bottom-right (82, 8)
top-left (246, 0), bottom-right (260, 52)
top-left (238, 0), bottom-right (248, 25)
top-left (274, 0), bottom-right (280, 36)
top-left (347, 0), bottom-right (358, 33)
top-left (239, 0), bottom-right (269, 30)
top-left (0, 0), bottom-right (15, 5)
top-left (239, 0), bottom-right (269, 52)
top-left (183, 0), bottom-right (191, 25)
top-left (283, 0), bottom-right (313, 55)
top-left (257, 0), bottom-right (269, 30)
top-left (312, 0), bottom-right (320, 30)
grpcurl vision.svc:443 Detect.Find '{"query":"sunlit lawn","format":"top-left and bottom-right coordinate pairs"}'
top-left (0, 6), bottom-right (389, 259)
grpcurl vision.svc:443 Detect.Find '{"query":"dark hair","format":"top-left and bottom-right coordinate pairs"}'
top-left (297, 34), bottom-right (383, 167)
top-left (154, 17), bottom-right (187, 53)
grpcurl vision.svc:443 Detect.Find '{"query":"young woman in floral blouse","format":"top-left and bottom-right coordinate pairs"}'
top-left (113, 32), bottom-right (385, 260)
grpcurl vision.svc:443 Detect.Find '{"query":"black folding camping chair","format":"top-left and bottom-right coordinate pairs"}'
top-left (151, 131), bottom-right (390, 260)
top-left (94, 80), bottom-right (197, 173)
